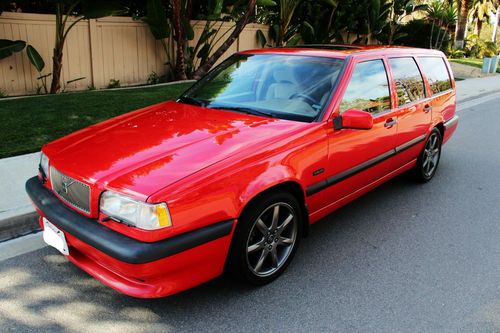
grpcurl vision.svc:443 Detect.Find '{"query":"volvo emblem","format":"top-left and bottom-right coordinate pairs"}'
top-left (59, 178), bottom-right (75, 195)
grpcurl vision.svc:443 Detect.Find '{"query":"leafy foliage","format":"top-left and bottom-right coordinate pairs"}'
top-left (26, 45), bottom-right (44, 72)
top-left (107, 79), bottom-right (121, 89)
top-left (0, 39), bottom-right (26, 60)
top-left (397, 19), bottom-right (451, 51)
top-left (48, 0), bottom-right (126, 94)
top-left (26, 44), bottom-right (51, 94)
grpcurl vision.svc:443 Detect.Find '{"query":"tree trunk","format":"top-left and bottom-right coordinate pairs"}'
top-left (49, 49), bottom-right (63, 94)
top-left (171, 0), bottom-right (187, 80)
top-left (455, 0), bottom-right (470, 49)
top-left (192, 0), bottom-right (256, 80)
top-left (430, 21), bottom-right (435, 49)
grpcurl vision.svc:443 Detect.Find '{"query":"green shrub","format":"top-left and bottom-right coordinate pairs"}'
top-left (463, 35), bottom-right (499, 58)
top-left (448, 48), bottom-right (466, 58)
top-left (107, 79), bottom-right (121, 89)
top-left (147, 71), bottom-right (160, 85)
top-left (396, 19), bottom-right (451, 52)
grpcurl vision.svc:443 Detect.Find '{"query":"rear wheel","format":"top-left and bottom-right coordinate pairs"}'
top-left (227, 191), bottom-right (302, 285)
top-left (414, 128), bottom-right (442, 182)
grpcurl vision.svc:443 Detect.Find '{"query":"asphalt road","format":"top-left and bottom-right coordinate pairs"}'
top-left (1, 97), bottom-right (499, 333)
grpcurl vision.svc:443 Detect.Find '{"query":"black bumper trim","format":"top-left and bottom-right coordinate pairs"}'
top-left (26, 177), bottom-right (234, 264)
top-left (444, 115), bottom-right (459, 129)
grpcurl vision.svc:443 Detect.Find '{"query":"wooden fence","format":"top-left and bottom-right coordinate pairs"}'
top-left (0, 12), bottom-right (268, 96)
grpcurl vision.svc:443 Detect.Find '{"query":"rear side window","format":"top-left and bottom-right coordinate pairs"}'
top-left (389, 57), bottom-right (425, 106)
top-left (340, 59), bottom-right (391, 115)
top-left (418, 57), bottom-right (452, 94)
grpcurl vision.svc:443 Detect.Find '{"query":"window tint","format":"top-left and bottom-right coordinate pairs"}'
top-left (389, 57), bottom-right (425, 106)
top-left (340, 60), bottom-right (391, 115)
top-left (418, 57), bottom-right (452, 94)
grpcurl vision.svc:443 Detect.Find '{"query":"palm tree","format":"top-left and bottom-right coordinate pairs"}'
top-left (455, 0), bottom-right (471, 48)
top-left (426, 0), bottom-right (443, 49)
top-left (436, 2), bottom-right (457, 49)
top-left (387, 0), bottom-right (427, 45)
top-left (276, 0), bottom-right (301, 46)
top-left (470, 0), bottom-right (495, 37)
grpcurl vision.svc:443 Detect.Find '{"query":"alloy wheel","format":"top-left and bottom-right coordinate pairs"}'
top-left (246, 202), bottom-right (298, 277)
top-left (422, 132), bottom-right (441, 178)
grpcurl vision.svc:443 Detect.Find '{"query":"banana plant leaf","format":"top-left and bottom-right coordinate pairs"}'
top-left (0, 39), bottom-right (26, 60)
top-left (256, 0), bottom-right (277, 6)
top-left (26, 45), bottom-right (45, 72)
top-left (256, 29), bottom-right (267, 48)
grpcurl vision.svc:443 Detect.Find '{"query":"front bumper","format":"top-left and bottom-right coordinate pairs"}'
top-left (26, 176), bottom-right (235, 298)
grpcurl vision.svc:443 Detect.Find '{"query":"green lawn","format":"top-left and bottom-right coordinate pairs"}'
top-left (449, 58), bottom-right (500, 73)
top-left (0, 82), bottom-right (193, 158)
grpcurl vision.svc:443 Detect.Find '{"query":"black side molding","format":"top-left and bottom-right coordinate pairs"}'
top-left (306, 134), bottom-right (426, 196)
top-left (26, 177), bottom-right (234, 264)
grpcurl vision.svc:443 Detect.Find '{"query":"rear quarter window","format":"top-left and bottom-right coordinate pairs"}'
top-left (418, 57), bottom-right (452, 94)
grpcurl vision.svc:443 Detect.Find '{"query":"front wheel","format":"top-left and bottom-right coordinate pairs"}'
top-left (227, 191), bottom-right (302, 285)
top-left (414, 128), bottom-right (442, 182)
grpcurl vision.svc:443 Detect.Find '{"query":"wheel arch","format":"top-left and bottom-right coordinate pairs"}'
top-left (238, 181), bottom-right (310, 238)
top-left (435, 122), bottom-right (444, 139)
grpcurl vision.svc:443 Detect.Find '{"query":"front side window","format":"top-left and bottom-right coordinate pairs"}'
top-left (179, 54), bottom-right (345, 122)
top-left (418, 57), bottom-right (452, 94)
top-left (389, 57), bottom-right (426, 106)
top-left (340, 59), bottom-right (391, 115)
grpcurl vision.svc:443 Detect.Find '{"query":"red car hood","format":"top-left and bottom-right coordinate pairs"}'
top-left (44, 101), bottom-right (304, 199)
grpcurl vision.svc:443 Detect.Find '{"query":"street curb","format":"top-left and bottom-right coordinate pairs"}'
top-left (0, 211), bottom-right (40, 243)
top-left (0, 80), bottom-right (196, 101)
top-left (459, 90), bottom-right (500, 104)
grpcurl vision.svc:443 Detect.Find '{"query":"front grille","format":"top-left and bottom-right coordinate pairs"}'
top-left (50, 167), bottom-right (91, 213)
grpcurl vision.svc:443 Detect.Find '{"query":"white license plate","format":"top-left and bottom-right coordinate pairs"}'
top-left (43, 218), bottom-right (69, 255)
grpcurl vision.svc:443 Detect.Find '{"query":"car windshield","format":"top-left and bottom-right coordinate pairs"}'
top-left (178, 54), bottom-right (345, 122)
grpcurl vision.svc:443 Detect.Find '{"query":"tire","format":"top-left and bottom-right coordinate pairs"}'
top-left (226, 191), bottom-right (303, 285)
top-left (414, 127), bottom-right (442, 182)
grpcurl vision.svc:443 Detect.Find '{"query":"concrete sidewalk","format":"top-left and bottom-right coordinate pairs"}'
top-left (0, 152), bottom-right (40, 241)
top-left (455, 75), bottom-right (500, 101)
top-left (0, 75), bottom-right (499, 241)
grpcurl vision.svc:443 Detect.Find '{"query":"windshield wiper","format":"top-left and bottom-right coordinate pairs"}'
top-left (177, 96), bottom-right (205, 107)
top-left (210, 105), bottom-right (276, 118)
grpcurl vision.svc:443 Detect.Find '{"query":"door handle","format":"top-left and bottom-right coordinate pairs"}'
top-left (384, 118), bottom-right (397, 128)
top-left (423, 104), bottom-right (432, 113)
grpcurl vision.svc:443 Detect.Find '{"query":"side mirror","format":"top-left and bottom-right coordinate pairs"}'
top-left (333, 109), bottom-right (373, 130)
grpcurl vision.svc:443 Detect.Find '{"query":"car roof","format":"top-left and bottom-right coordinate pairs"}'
top-left (238, 45), bottom-right (445, 59)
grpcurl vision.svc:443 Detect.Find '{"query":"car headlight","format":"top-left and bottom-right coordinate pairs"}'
top-left (100, 191), bottom-right (172, 230)
top-left (39, 152), bottom-right (49, 178)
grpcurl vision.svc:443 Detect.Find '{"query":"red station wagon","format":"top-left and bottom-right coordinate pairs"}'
top-left (26, 45), bottom-right (459, 298)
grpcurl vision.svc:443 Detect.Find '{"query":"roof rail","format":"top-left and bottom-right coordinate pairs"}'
top-left (294, 44), bottom-right (363, 50)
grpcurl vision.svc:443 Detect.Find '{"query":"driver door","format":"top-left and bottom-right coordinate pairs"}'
top-left (314, 58), bottom-right (399, 210)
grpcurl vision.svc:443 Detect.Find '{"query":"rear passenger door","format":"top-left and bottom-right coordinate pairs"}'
top-left (388, 57), bottom-right (431, 167)
top-left (418, 56), bottom-right (456, 124)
